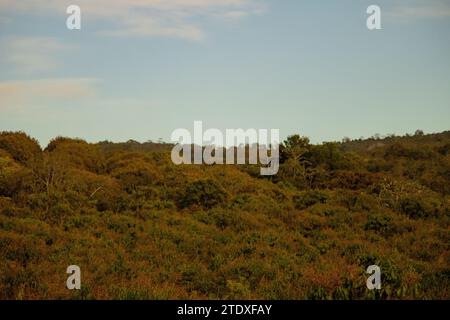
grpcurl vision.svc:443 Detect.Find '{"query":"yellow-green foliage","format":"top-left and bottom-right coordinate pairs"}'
top-left (0, 131), bottom-right (449, 299)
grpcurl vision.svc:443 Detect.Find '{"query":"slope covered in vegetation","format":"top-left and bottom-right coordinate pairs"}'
top-left (0, 131), bottom-right (449, 299)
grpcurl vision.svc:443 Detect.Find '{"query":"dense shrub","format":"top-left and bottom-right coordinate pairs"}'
top-left (364, 214), bottom-right (392, 234)
top-left (0, 150), bottom-right (30, 197)
top-left (178, 180), bottom-right (227, 209)
top-left (384, 143), bottom-right (434, 160)
top-left (0, 132), bottom-right (41, 164)
top-left (45, 137), bottom-right (103, 172)
top-left (293, 190), bottom-right (328, 210)
top-left (329, 171), bottom-right (383, 190)
top-left (0, 130), bottom-right (448, 299)
top-left (398, 196), bottom-right (441, 219)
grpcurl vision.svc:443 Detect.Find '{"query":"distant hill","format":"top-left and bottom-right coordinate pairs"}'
top-left (340, 130), bottom-right (450, 153)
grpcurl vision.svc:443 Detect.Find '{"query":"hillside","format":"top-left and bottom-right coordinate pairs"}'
top-left (0, 131), bottom-right (449, 299)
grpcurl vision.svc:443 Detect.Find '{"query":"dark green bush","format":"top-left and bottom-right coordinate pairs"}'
top-left (178, 180), bottom-right (227, 209)
top-left (293, 190), bottom-right (328, 210)
top-left (398, 197), bottom-right (441, 219)
top-left (364, 214), bottom-right (392, 234)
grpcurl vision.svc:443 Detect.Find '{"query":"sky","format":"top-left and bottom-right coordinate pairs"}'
top-left (0, 0), bottom-right (449, 147)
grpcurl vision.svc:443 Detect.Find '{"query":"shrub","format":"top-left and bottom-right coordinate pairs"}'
top-left (399, 198), bottom-right (425, 219)
top-left (329, 171), bottom-right (383, 190)
top-left (178, 180), bottom-right (227, 209)
top-left (0, 151), bottom-right (31, 197)
top-left (0, 132), bottom-right (41, 164)
top-left (209, 209), bottom-right (242, 230)
top-left (333, 191), bottom-right (381, 213)
top-left (364, 214), bottom-right (392, 234)
top-left (398, 196), bottom-right (440, 219)
top-left (226, 279), bottom-right (251, 298)
top-left (180, 264), bottom-right (220, 294)
top-left (109, 157), bottom-right (161, 193)
top-left (293, 190), bottom-right (328, 210)
top-left (307, 286), bottom-right (329, 300)
top-left (45, 138), bottom-right (103, 172)
top-left (420, 269), bottom-right (450, 299)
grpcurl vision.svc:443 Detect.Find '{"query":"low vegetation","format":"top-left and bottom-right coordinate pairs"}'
top-left (0, 130), bottom-right (449, 299)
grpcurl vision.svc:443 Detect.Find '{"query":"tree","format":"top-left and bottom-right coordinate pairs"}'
top-left (45, 137), bottom-right (104, 173)
top-left (310, 142), bottom-right (353, 170)
top-left (278, 135), bottom-right (312, 187)
top-left (0, 131), bottom-right (41, 164)
top-left (280, 135), bottom-right (311, 164)
top-left (30, 151), bottom-right (69, 194)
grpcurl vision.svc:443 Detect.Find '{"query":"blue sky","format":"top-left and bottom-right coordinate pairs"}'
top-left (0, 0), bottom-right (449, 147)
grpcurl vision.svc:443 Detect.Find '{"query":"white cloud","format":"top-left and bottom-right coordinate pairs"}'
top-left (222, 10), bottom-right (249, 19)
top-left (98, 16), bottom-right (205, 41)
top-left (0, 78), bottom-right (97, 110)
top-left (0, 36), bottom-right (72, 74)
top-left (389, 0), bottom-right (450, 19)
top-left (0, 0), bottom-right (265, 41)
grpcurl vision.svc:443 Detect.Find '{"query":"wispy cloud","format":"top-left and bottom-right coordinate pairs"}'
top-left (389, 0), bottom-right (450, 19)
top-left (97, 16), bottom-right (206, 41)
top-left (0, 0), bottom-right (265, 41)
top-left (222, 11), bottom-right (249, 19)
top-left (0, 36), bottom-right (72, 74)
top-left (0, 78), bottom-right (97, 110)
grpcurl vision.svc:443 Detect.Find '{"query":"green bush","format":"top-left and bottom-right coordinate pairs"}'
top-left (398, 196), bottom-right (441, 219)
top-left (178, 180), bottom-right (227, 209)
top-left (293, 190), bottom-right (328, 210)
top-left (364, 214), bottom-right (392, 234)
